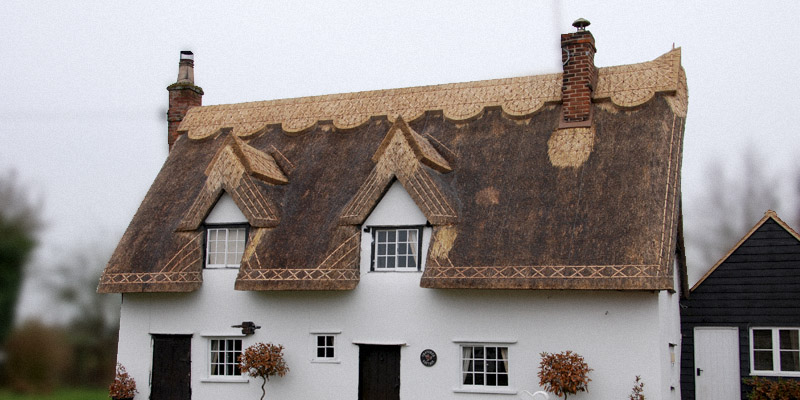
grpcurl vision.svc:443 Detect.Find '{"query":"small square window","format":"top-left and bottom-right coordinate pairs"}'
top-left (210, 339), bottom-right (242, 377)
top-left (371, 227), bottom-right (422, 271)
top-left (206, 226), bottom-right (247, 268)
top-left (316, 335), bottom-right (335, 359)
top-left (311, 333), bottom-right (339, 363)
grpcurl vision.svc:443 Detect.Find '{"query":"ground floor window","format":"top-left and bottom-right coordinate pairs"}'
top-left (751, 327), bottom-right (800, 375)
top-left (311, 332), bottom-right (340, 363)
top-left (461, 345), bottom-right (509, 387)
top-left (210, 338), bottom-right (242, 376)
top-left (316, 334), bottom-right (335, 359)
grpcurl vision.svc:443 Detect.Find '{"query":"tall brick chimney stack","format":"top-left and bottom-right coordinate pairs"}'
top-left (560, 19), bottom-right (597, 128)
top-left (167, 51), bottom-right (203, 151)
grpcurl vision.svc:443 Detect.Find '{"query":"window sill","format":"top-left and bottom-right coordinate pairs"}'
top-left (311, 359), bottom-right (341, 364)
top-left (368, 270), bottom-right (422, 273)
top-left (201, 377), bottom-right (249, 383)
top-left (452, 386), bottom-right (517, 395)
top-left (749, 371), bottom-right (800, 377)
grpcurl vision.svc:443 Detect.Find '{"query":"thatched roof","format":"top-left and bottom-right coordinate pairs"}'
top-left (99, 48), bottom-right (687, 293)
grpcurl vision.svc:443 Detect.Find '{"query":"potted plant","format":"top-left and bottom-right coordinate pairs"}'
top-left (239, 342), bottom-right (289, 400)
top-left (109, 363), bottom-right (137, 400)
top-left (537, 351), bottom-right (592, 399)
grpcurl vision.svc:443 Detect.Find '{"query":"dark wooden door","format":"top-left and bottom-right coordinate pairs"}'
top-left (151, 334), bottom-right (192, 400)
top-left (358, 345), bottom-right (400, 400)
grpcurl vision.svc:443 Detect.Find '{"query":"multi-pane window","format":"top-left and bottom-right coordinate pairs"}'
top-left (316, 335), bottom-right (335, 359)
top-left (206, 227), bottom-right (247, 268)
top-left (751, 328), bottom-right (800, 374)
top-left (210, 339), bottom-right (242, 376)
top-left (372, 227), bottom-right (422, 271)
top-left (461, 345), bottom-right (509, 387)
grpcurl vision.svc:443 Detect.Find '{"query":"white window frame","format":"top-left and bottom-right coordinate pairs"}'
top-left (749, 327), bottom-right (800, 377)
top-left (452, 340), bottom-right (517, 395)
top-left (208, 338), bottom-right (244, 379)
top-left (369, 226), bottom-right (423, 271)
top-left (310, 331), bottom-right (341, 363)
top-left (205, 225), bottom-right (248, 268)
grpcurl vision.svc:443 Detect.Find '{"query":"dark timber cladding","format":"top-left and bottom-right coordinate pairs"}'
top-left (680, 211), bottom-right (800, 400)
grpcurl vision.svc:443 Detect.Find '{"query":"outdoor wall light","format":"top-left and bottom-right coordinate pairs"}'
top-left (231, 321), bottom-right (261, 335)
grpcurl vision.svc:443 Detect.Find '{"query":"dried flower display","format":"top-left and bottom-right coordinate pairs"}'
top-left (109, 363), bottom-right (137, 400)
top-left (239, 342), bottom-right (289, 400)
top-left (537, 351), bottom-right (592, 399)
top-left (629, 375), bottom-right (645, 400)
top-left (743, 376), bottom-right (800, 400)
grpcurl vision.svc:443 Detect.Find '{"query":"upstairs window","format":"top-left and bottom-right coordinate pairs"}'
top-left (206, 226), bottom-right (247, 268)
top-left (751, 328), bottom-right (800, 375)
top-left (371, 227), bottom-right (422, 271)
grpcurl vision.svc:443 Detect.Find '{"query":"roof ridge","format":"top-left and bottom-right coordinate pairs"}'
top-left (177, 48), bottom-right (684, 140)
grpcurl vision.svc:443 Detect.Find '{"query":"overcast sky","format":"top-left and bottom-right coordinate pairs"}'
top-left (2, 1), bottom-right (798, 320)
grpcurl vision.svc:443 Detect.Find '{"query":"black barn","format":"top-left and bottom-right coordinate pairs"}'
top-left (680, 210), bottom-right (800, 400)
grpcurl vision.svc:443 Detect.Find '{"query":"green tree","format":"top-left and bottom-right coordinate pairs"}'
top-left (0, 171), bottom-right (41, 345)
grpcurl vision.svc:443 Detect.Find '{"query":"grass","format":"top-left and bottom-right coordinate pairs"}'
top-left (0, 388), bottom-right (108, 400)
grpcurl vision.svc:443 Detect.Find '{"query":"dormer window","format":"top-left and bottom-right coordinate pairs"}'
top-left (371, 226), bottom-right (423, 271)
top-left (203, 193), bottom-right (249, 269)
top-left (205, 226), bottom-right (247, 268)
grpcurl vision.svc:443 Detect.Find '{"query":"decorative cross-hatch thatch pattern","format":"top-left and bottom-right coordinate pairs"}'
top-left (424, 264), bottom-right (662, 280)
top-left (100, 272), bottom-right (202, 285)
top-left (237, 269), bottom-right (359, 282)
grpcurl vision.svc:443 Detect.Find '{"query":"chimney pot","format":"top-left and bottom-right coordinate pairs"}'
top-left (177, 50), bottom-right (195, 84)
top-left (559, 20), bottom-right (597, 128)
top-left (168, 51), bottom-right (203, 151)
top-left (572, 18), bottom-right (591, 31)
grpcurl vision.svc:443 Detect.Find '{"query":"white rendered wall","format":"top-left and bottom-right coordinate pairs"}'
top-left (205, 193), bottom-right (247, 224)
top-left (116, 182), bottom-right (676, 400)
top-left (656, 259), bottom-right (684, 399)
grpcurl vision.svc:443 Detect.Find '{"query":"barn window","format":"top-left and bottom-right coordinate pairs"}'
top-left (750, 328), bottom-right (800, 375)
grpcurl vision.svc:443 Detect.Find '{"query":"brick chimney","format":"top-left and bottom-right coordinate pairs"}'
top-left (560, 19), bottom-right (597, 128)
top-left (167, 51), bottom-right (203, 151)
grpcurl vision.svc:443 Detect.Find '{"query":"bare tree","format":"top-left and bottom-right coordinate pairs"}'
top-left (39, 241), bottom-right (120, 386)
top-left (685, 150), bottom-right (785, 271)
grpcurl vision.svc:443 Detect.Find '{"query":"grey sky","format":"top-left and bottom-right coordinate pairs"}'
top-left (2, 1), bottom-right (798, 320)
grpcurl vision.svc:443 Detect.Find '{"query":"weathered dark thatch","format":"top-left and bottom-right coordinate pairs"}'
top-left (98, 49), bottom-right (687, 293)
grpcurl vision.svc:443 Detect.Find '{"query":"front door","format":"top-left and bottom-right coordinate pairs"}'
top-left (694, 327), bottom-right (741, 400)
top-left (151, 334), bottom-right (192, 400)
top-left (358, 345), bottom-right (400, 400)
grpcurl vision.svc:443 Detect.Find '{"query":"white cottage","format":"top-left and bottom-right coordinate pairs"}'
top-left (100, 21), bottom-right (689, 400)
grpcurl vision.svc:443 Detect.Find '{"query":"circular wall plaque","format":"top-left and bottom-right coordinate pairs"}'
top-left (420, 349), bottom-right (437, 366)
